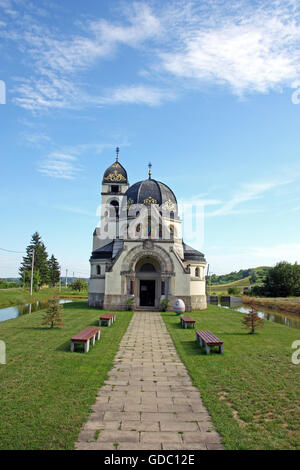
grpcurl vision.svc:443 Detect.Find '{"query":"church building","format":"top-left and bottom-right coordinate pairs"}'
top-left (88, 149), bottom-right (207, 311)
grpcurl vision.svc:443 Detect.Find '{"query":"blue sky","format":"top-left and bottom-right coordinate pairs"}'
top-left (0, 0), bottom-right (300, 278)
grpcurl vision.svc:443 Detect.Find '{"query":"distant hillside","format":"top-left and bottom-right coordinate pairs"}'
top-left (210, 267), bottom-right (270, 286)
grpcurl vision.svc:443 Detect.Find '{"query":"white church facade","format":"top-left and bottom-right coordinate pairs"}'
top-left (88, 149), bottom-right (207, 311)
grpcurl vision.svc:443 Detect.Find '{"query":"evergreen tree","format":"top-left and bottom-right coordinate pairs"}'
top-left (19, 232), bottom-right (49, 289)
top-left (42, 297), bottom-right (64, 328)
top-left (48, 254), bottom-right (60, 287)
top-left (242, 306), bottom-right (264, 334)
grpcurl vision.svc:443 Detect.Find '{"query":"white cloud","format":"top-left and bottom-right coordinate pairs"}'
top-left (37, 152), bottom-right (82, 179)
top-left (4, 0), bottom-right (300, 110)
top-left (206, 178), bottom-right (293, 217)
top-left (99, 85), bottom-right (175, 107)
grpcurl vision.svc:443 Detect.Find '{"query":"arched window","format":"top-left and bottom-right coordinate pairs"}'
top-left (109, 200), bottom-right (119, 218)
top-left (195, 267), bottom-right (200, 277)
top-left (97, 265), bottom-right (101, 275)
top-left (170, 211), bottom-right (174, 220)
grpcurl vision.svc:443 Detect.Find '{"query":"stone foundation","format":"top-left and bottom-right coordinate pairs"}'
top-left (103, 294), bottom-right (128, 311)
top-left (88, 292), bottom-right (104, 308)
top-left (190, 294), bottom-right (207, 310)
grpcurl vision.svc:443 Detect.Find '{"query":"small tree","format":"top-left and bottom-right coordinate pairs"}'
top-left (242, 306), bottom-right (264, 334)
top-left (43, 297), bottom-right (64, 328)
top-left (70, 279), bottom-right (88, 292)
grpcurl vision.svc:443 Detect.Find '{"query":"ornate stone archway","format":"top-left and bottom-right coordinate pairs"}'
top-left (121, 241), bottom-right (175, 309)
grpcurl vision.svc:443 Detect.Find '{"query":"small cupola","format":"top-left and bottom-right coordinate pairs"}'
top-left (102, 147), bottom-right (129, 187)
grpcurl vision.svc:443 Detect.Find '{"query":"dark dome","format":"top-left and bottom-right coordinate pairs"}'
top-left (123, 178), bottom-right (178, 214)
top-left (102, 161), bottom-right (128, 185)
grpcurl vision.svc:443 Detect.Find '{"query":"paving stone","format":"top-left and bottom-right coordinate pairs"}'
top-left (122, 420), bottom-right (160, 432)
top-left (76, 311), bottom-right (223, 451)
top-left (160, 421), bottom-right (199, 432)
top-left (140, 431), bottom-right (182, 444)
top-left (97, 430), bottom-right (139, 443)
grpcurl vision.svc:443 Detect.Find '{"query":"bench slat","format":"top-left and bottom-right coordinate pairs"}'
top-left (196, 330), bottom-right (223, 346)
top-left (71, 327), bottom-right (100, 342)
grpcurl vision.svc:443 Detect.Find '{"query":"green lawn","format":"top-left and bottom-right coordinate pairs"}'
top-left (162, 306), bottom-right (300, 450)
top-left (0, 301), bottom-right (132, 450)
top-left (0, 287), bottom-right (88, 309)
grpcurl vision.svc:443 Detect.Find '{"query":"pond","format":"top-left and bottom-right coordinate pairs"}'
top-left (216, 298), bottom-right (300, 330)
top-left (0, 299), bottom-right (73, 323)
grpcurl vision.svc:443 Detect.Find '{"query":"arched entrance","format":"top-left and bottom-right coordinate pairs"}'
top-left (135, 257), bottom-right (161, 308)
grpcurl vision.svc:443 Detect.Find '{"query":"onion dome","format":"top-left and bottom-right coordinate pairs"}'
top-left (102, 147), bottom-right (128, 185)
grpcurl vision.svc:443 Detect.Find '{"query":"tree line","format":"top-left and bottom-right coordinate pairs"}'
top-left (250, 261), bottom-right (300, 297)
top-left (19, 232), bottom-right (60, 290)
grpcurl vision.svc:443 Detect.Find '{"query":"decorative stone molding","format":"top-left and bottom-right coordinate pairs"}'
top-left (143, 240), bottom-right (154, 250)
top-left (120, 244), bottom-right (175, 275)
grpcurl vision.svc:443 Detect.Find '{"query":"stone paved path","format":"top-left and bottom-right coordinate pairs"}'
top-left (76, 312), bottom-right (223, 450)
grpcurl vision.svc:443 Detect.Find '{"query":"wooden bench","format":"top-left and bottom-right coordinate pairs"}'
top-left (196, 330), bottom-right (223, 354)
top-left (180, 316), bottom-right (196, 329)
top-left (70, 327), bottom-right (101, 353)
top-left (99, 313), bottom-right (116, 327)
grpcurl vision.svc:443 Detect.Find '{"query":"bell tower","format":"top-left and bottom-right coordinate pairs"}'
top-left (93, 148), bottom-right (129, 250)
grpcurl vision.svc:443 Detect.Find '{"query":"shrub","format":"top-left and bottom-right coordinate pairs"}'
top-left (70, 279), bottom-right (88, 291)
top-left (228, 287), bottom-right (240, 295)
top-left (160, 299), bottom-right (169, 312)
top-left (242, 306), bottom-right (264, 334)
top-left (42, 297), bottom-right (64, 328)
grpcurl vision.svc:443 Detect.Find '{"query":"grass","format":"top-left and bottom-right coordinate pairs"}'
top-left (162, 305), bottom-right (300, 450)
top-left (0, 301), bottom-right (132, 449)
top-left (243, 295), bottom-right (300, 315)
top-left (208, 277), bottom-right (251, 296)
top-left (0, 287), bottom-right (88, 309)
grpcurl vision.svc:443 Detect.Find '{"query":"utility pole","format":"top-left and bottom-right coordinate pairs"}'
top-left (66, 269), bottom-right (68, 288)
top-left (206, 264), bottom-right (210, 296)
top-left (30, 249), bottom-right (35, 296)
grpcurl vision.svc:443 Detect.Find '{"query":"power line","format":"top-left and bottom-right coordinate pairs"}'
top-left (0, 247), bottom-right (24, 253)
top-left (0, 247), bottom-right (25, 254)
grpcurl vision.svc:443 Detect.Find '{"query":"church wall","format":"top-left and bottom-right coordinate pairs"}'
top-left (88, 277), bottom-right (105, 308)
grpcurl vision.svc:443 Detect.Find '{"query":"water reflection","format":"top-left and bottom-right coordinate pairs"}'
top-left (0, 299), bottom-right (73, 323)
top-left (215, 299), bottom-right (300, 330)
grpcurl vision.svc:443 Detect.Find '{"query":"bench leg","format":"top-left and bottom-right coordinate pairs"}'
top-left (91, 335), bottom-right (96, 346)
top-left (205, 344), bottom-right (210, 355)
top-left (199, 338), bottom-right (203, 348)
top-left (96, 330), bottom-right (101, 340)
top-left (99, 319), bottom-right (101, 326)
top-left (219, 345), bottom-right (224, 354)
top-left (185, 323), bottom-right (187, 329)
top-left (84, 340), bottom-right (90, 353)
top-left (70, 341), bottom-right (75, 352)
